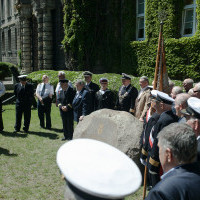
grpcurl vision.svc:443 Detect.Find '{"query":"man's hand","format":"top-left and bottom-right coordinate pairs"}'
top-left (62, 106), bottom-right (68, 112)
top-left (79, 116), bottom-right (84, 121)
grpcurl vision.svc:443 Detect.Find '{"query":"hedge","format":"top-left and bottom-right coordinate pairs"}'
top-left (0, 62), bottom-right (19, 80)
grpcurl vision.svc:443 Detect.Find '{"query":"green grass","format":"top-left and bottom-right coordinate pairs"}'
top-left (0, 104), bottom-right (144, 200)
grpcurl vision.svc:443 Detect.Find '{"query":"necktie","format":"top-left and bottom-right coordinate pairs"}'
top-left (41, 84), bottom-right (45, 96)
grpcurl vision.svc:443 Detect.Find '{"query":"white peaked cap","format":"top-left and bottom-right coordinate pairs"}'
top-left (57, 139), bottom-right (142, 199)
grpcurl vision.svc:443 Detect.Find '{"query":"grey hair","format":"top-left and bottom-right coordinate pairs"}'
top-left (140, 76), bottom-right (149, 84)
top-left (157, 123), bottom-right (197, 163)
top-left (175, 93), bottom-right (190, 106)
top-left (172, 86), bottom-right (183, 95)
top-left (42, 75), bottom-right (49, 80)
top-left (184, 78), bottom-right (194, 85)
top-left (168, 79), bottom-right (175, 87)
top-left (75, 80), bottom-right (85, 86)
top-left (194, 82), bottom-right (200, 91)
top-left (58, 71), bottom-right (66, 76)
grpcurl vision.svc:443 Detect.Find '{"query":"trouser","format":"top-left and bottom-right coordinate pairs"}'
top-left (15, 104), bottom-right (31, 131)
top-left (0, 100), bottom-right (3, 131)
top-left (60, 110), bottom-right (74, 139)
top-left (37, 101), bottom-right (52, 129)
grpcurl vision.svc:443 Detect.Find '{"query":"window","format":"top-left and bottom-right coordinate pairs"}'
top-left (15, 28), bottom-right (17, 50)
top-left (7, 0), bottom-right (12, 17)
top-left (182, 0), bottom-right (196, 37)
top-left (1, 0), bottom-right (5, 19)
top-left (2, 32), bottom-right (5, 51)
top-left (136, 0), bottom-right (145, 40)
top-left (8, 29), bottom-right (11, 51)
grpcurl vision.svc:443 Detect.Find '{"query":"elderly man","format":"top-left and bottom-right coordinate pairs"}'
top-left (36, 75), bottom-right (54, 129)
top-left (183, 97), bottom-right (200, 161)
top-left (57, 139), bottom-right (142, 200)
top-left (0, 81), bottom-right (5, 132)
top-left (72, 80), bottom-right (92, 122)
top-left (134, 76), bottom-right (151, 121)
top-left (83, 71), bottom-right (99, 111)
top-left (115, 73), bottom-right (138, 114)
top-left (192, 82), bottom-right (200, 99)
top-left (170, 86), bottom-right (183, 99)
top-left (14, 75), bottom-right (34, 133)
top-left (174, 93), bottom-right (190, 123)
top-left (57, 79), bottom-right (75, 141)
top-left (146, 123), bottom-right (200, 200)
top-left (183, 78), bottom-right (194, 93)
top-left (147, 91), bottom-right (179, 187)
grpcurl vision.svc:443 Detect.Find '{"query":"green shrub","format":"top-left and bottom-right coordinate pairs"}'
top-left (0, 62), bottom-right (19, 80)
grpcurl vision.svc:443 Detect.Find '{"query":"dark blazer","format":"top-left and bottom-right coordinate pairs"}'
top-left (85, 82), bottom-right (100, 111)
top-left (94, 89), bottom-right (114, 110)
top-left (146, 162), bottom-right (200, 200)
top-left (197, 138), bottom-right (200, 162)
top-left (115, 84), bottom-right (138, 112)
top-left (72, 88), bottom-right (92, 122)
top-left (148, 110), bottom-right (179, 173)
top-left (14, 82), bottom-right (34, 106)
top-left (57, 87), bottom-right (75, 112)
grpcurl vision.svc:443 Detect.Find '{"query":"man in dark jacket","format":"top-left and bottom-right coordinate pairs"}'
top-left (83, 71), bottom-right (99, 111)
top-left (146, 123), bottom-right (200, 200)
top-left (57, 79), bottom-right (75, 141)
top-left (14, 75), bottom-right (34, 133)
top-left (72, 80), bottom-right (92, 122)
top-left (115, 73), bottom-right (138, 114)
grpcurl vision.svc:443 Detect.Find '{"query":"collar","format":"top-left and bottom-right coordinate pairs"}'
top-left (86, 82), bottom-right (91, 86)
top-left (140, 86), bottom-right (148, 92)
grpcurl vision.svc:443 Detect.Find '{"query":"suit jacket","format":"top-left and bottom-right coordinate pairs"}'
top-left (72, 88), bottom-right (92, 122)
top-left (146, 162), bottom-right (200, 200)
top-left (57, 87), bottom-right (75, 113)
top-left (85, 82), bottom-right (100, 111)
top-left (134, 87), bottom-right (151, 119)
top-left (14, 82), bottom-right (34, 107)
top-left (94, 89), bottom-right (114, 110)
top-left (148, 110), bottom-right (179, 173)
top-left (197, 138), bottom-right (200, 162)
top-left (116, 84), bottom-right (138, 112)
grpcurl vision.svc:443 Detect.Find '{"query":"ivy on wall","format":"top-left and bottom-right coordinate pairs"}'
top-left (132, 0), bottom-right (200, 81)
top-left (62, 0), bottom-right (200, 81)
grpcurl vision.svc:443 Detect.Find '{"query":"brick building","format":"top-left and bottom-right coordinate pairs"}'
top-left (0, 0), bottom-right (66, 73)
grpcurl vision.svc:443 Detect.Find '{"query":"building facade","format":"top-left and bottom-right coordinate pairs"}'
top-left (0, 0), bottom-right (66, 73)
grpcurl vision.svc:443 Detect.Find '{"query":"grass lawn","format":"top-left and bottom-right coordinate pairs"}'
top-left (0, 104), bottom-right (145, 200)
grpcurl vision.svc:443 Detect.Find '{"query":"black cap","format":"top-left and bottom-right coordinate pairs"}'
top-left (121, 73), bottom-right (131, 80)
top-left (59, 79), bottom-right (69, 83)
top-left (83, 71), bottom-right (93, 77)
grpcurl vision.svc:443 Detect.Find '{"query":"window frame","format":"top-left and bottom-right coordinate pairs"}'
top-left (136, 0), bottom-right (145, 41)
top-left (181, 0), bottom-right (197, 37)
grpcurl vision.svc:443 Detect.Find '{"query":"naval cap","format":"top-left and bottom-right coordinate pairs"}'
top-left (83, 71), bottom-right (93, 77)
top-left (18, 75), bottom-right (27, 80)
top-left (182, 97), bottom-right (200, 119)
top-left (59, 79), bottom-right (69, 83)
top-left (121, 73), bottom-right (131, 80)
top-left (156, 91), bottom-right (174, 105)
top-left (57, 139), bottom-right (142, 199)
top-left (99, 78), bottom-right (108, 83)
top-left (150, 90), bottom-right (158, 99)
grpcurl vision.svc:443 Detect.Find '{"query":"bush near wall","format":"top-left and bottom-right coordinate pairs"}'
top-left (0, 62), bottom-right (19, 80)
top-left (131, 0), bottom-right (200, 82)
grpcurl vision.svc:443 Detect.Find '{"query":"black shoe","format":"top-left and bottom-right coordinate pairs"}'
top-left (40, 126), bottom-right (45, 129)
top-left (13, 130), bottom-right (20, 133)
top-left (23, 128), bottom-right (29, 133)
top-left (46, 127), bottom-right (51, 130)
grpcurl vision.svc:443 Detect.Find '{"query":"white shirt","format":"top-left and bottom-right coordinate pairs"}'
top-left (0, 82), bottom-right (6, 97)
top-left (36, 83), bottom-right (54, 98)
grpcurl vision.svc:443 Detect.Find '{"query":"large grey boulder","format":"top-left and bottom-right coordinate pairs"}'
top-left (73, 109), bottom-right (143, 168)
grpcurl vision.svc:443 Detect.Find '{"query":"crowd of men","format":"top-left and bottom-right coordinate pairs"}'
top-left (1, 72), bottom-right (200, 199)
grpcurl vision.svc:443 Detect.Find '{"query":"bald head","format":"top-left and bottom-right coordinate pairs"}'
top-left (183, 79), bottom-right (194, 92)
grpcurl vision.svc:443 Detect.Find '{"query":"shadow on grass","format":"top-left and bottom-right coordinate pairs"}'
top-left (0, 131), bottom-right (28, 138)
top-left (0, 147), bottom-right (18, 157)
top-left (51, 128), bottom-right (63, 133)
top-left (29, 131), bottom-right (59, 140)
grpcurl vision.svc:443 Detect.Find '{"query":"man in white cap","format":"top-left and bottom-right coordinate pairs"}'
top-left (0, 81), bottom-right (6, 132)
top-left (146, 123), bottom-right (200, 200)
top-left (147, 91), bottom-right (179, 187)
top-left (14, 75), bottom-right (34, 133)
top-left (182, 97), bottom-right (200, 161)
top-left (57, 139), bottom-right (142, 200)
